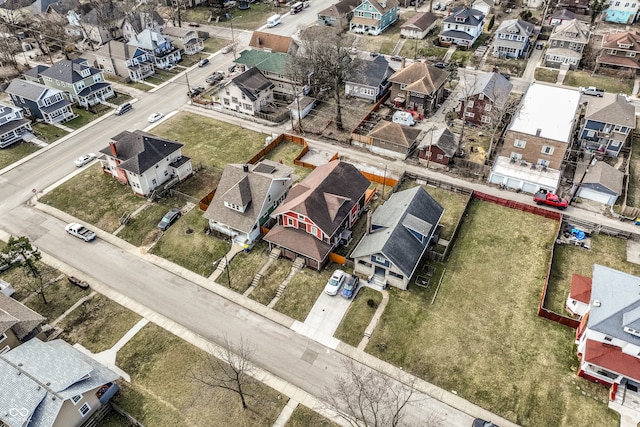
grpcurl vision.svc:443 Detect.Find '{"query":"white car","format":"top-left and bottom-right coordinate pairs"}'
top-left (148, 112), bottom-right (164, 123)
top-left (324, 269), bottom-right (346, 296)
top-left (74, 153), bottom-right (96, 167)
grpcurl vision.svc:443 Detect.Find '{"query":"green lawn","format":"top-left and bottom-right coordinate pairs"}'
top-left (64, 104), bottom-right (111, 130)
top-left (59, 294), bottom-right (142, 353)
top-left (248, 257), bottom-right (291, 305)
top-left (286, 405), bottom-right (339, 427)
top-left (564, 70), bottom-right (634, 94)
top-left (116, 197), bottom-right (184, 248)
top-left (24, 274), bottom-right (92, 322)
top-left (366, 200), bottom-right (617, 427)
top-left (545, 234), bottom-right (640, 315)
top-left (274, 268), bottom-right (333, 322)
top-left (534, 68), bottom-right (559, 83)
top-left (334, 287), bottom-right (383, 347)
top-left (183, 3), bottom-right (278, 30)
top-left (217, 241), bottom-right (270, 293)
top-left (0, 141), bottom-right (40, 170)
top-left (203, 37), bottom-right (228, 53)
top-left (483, 58), bottom-right (527, 77)
top-left (627, 135), bottom-right (640, 207)
top-left (263, 141), bottom-right (312, 181)
top-left (150, 208), bottom-right (229, 277)
top-left (174, 168), bottom-right (221, 200)
top-left (31, 122), bottom-right (68, 143)
top-left (115, 323), bottom-right (285, 427)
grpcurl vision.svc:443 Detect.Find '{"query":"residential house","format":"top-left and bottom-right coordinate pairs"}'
top-left (350, 0), bottom-right (400, 36)
top-left (597, 31), bottom-right (640, 73)
top-left (264, 160), bottom-right (371, 270)
top-left (549, 8), bottom-right (577, 25)
top-left (571, 160), bottom-right (624, 206)
top-left (25, 0), bottom-right (59, 17)
top-left (605, 0), bottom-right (640, 24)
top-left (489, 82), bottom-right (581, 193)
top-left (566, 273), bottom-right (591, 318)
top-left (121, 11), bottom-right (165, 42)
top-left (575, 265), bottom-right (640, 407)
top-left (439, 7), bottom-right (485, 48)
top-left (458, 71), bottom-right (513, 126)
top-left (85, 40), bottom-right (155, 82)
top-left (555, 0), bottom-right (589, 15)
top-left (234, 50), bottom-right (295, 96)
top-left (68, 3), bottom-right (125, 46)
top-left (127, 29), bottom-right (181, 69)
top-left (418, 127), bottom-right (459, 166)
top-left (351, 186), bottom-right (444, 290)
top-left (580, 93), bottom-right (636, 157)
top-left (544, 19), bottom-right (590, 70)
top-left (203, 160), bottom-right (294, 247)
top-left (0, 338), bottom-right (119, 427)
top-left (162, 26), bottom-right (204, 55)
top-left (388, 62), bottom-right (449, 117)
top-left (24, 58), bottom-right (115, 108)
top-left (317, 0), bottom-right (361, 31)
top-left (98, 130), bottom-right (193, 197)
top-left (249, 31), bottom-right (299, 55)
top-left (0, 293), bottom-right (46, 353)
top-left (400, 12), bottom-right (438, 39)
top-left (345, 55), bottom-right (394, 102)
top-left (0, 0), bottom-right (31, 24)
top-left (289, 95), bottom-right (316, 120)
top-left (221, 67), bottom-right (275, 116)
top-left (366, 120), bottom-right (422, 159)
top-left (5, 79), bottom-right (75, 124)
top-left (471, 0), bottom-right (494, 16)
top-left (0, 103), bottom-right (33, 149)
top-left (492, 19), bottom-right (535, 59)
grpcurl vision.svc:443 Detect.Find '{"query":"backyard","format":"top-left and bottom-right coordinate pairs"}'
top-left (366, 200), bottom-right (618, 427)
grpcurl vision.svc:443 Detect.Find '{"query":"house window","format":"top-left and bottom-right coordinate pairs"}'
top-left (358, 259), bottom-right (372, 267)
top-left (484, 104), bottom-right (492, 112)
top-left (437, 154), bottom-right (444, 160)
top-left (71, 394), bottom-right (83, 405)
top-left (164, 170), bottom-right (169, 177)
top-left (0, 345), bottom-right (9, 354)
top-left (465, 112), bottom-right (475, 117)
top-left (224, 98), bottom-right (230, 106)
top-left (510, 152), bottom-right (522, 160)
top-left (627, 51), bottom-right (636, 57)
top-left (467, 100), bottom-right (474, 108)
top-left (611, 140), bottom-right (621, 147)
top-left (231, 97), bottom-right (238, 104)
top-left (538, 159), bottom-right (550, 167)
top-left (541, 145), bottom-right (554, 155)
top-left (243, 103), bottom-right (252, 110)
top-left (481, 115), bottom-right (491, 123)
top-left (604, 336), bottom-right (613, 342)
top-left (78, 402), bottom-right (91, 417)
top-left (514, 139), bottom-right (526, 148)
top-left (0, 333), bottom-right (5, 343)
top-left (478, 93), bottom-right (484, 100)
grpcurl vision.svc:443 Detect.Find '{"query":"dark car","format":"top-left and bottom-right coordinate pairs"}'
top-left (206, 72), bottom-right (225, 84)
top-left (390, 55), bottom-right (403, 62)
top-left (433, 62), bottom-right (448, 69)
top-left (500, 73), bottom-right (511, 80)
top-left (472, 419), bottom-right (499, 427)
top-left (158, 208), bottom-right (182, 231)
top-left (370, 52), bottom-right (380, 57)
top-left (198, 58), bottom-right (210, 67)
top-left (188, 86), bottom-right (205, 97)
top-left (341, 275), bottom-right (359, 299)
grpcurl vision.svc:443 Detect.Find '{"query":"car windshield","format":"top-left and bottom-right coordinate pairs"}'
top-left (329, 277), bottom-right (340, 286)
top-left (344, 282), bottom-right (354, 290)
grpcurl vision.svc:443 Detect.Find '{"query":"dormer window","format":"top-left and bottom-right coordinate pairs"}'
top-left (455, 16), bottom-right (465, 22)
top-left (80, 69), bottom-right (91, 78)
top-left (619, 42), bottom-right (632, 48)
top-left (624, 326), bottom-right (640, 338)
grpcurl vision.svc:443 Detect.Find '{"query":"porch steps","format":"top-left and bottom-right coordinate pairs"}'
top-left (250, 273), bottom-right (262, 289)
top-left (216, 257), bottom-right (228, 274)
top-left (292, 256), bottom-right (305, 270)
top-left (269, 247), bottom-right (281, 260)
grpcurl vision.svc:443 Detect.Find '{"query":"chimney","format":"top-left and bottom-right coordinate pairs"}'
top-left (366, 210), bottom-right (372, 235)
top-left (243, 164), bottom-right (249, 173)
top-left (109, 141), bottom-right (118, 156)
top-left (401, 57), bottom-right (406, 69)
top-left (536, 128), bottom-right (542, 136)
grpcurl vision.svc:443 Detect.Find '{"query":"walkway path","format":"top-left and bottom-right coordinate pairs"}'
top-left (357, 287), bottom-right (389, 350)
top-left (522, 46), bottom-right (544, 81)
top-left (208, 243), bottom-right (245, 281)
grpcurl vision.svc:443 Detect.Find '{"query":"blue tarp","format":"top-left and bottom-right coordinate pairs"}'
top-left (571, 228), bottom-right (586, 241)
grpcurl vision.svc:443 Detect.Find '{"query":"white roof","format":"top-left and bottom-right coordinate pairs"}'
top-left (492, 156), bottom-right (562, 190)
top-left (508, 82), bottom-right (581, 143)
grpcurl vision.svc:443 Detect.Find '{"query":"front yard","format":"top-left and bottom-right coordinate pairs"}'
top-left (334, 287), bottom-right (383, 347)
top-left (563, 70), bottom-right (634, 94)
top-left (0, 142), bottom-right (40, 170)
top-left (366, 200), bottom-right (617, 427)
top-left (274, 268), bottom-right (334, 322)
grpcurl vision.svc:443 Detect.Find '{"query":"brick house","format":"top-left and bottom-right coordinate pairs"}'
top-left (388, 62), bottom-right (449, 117)
top-left (418, 127), bottom-right (459, 166)
top-left (458, 71), bottom-right (513, 126)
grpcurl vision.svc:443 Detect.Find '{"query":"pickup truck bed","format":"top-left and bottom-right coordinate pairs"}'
top-left (534, 192), bottom-right (568, 209)
top-left (65, 223), bottom-right (96, 242)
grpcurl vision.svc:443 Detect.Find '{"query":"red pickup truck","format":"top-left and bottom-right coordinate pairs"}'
top-left (534, 192), bottom-right (568, 209)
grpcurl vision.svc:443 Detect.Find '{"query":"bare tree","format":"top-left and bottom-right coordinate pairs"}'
top-left (323, 360), bottom-right (441, 427)
top-left (2, 236), bottom-right (48, 304)
top-left (190, 335), bottom-right (256, 409)
top-left (291, 27), bottom-right (361, 131)
top-left (0, 34), bottom-right (21, 71)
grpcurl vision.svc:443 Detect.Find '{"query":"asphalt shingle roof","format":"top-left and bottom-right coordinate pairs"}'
top-left (573, 159), bottom-right (624, 195)
top-left (345, 55), bottom-right (393, 87)
top-left (38, 58), bottom-right (101, 84)
top-left (442, 7), bottom-right (485, 26)
top-left (401, 12), bottom-right (437, 31)
top-left (0, 294), bottom-right (45, 340)
top-left (464, 71), bottom-right (513, 109)
top-left (6, 78), bottom-right (64, 101)
top-left (231, 67), bottom-right (274, 102)
top-left (584, 93), bottom-right (636, 128)
top-left (369, 120), bottom-right (422, 148)
top-left (388, 62), bottom-right (449, 95)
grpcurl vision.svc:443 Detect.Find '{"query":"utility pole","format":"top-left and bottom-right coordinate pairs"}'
top-left (381, 164), bottom-right (388, 197)
top-left (426, 125), bottom-right (436, 169)
top-left (569, 153), bottom-right (596, 206)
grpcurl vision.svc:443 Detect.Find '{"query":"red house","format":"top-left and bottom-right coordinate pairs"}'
top-left (263, 160), bottom-right (370, 270)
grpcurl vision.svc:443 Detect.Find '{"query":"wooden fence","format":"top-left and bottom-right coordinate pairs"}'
top-left (349, 92), bottom-right (391, 143)
top-left (110, 403), bottom-right (145, 427)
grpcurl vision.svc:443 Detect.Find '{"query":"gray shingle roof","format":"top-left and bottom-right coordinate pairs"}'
top-left (0, 339), bottom-right (119, 427)
top-left (351, 186), bottom-right (444, 277)
top-left (318, 0), bottom-right (364, 17)
top-left (0, 294), bottom-right (45, 340)
top-left (98, 130), bottom-right (184, 175)
top-left (38, 58), bottom-right (102, 84)
top-left (495, 19), bottom-right (535, 37)
top-left (203, 160), bottom-right (293, 234)
top-left (442, 7), bottom-right (485, 26)
top-left (465, 71), bottom-right (513, 109)
top-left (549, 19), bottom-right (590, 44)
top-left (231, 67), bottom-right (274, 102)
top-left (585, 93), bottom-right (636, 128)
top-left (94, 40), bottom-right (139, 61)
top-left (6, 78), bottom-right (64, 101)
top-left (422, 127), bottom-right (458, 156)
top-left (345, 55), bottom-right (393, 88)
top-left (24, 65), bottom-right (49, 80)
top-left (588, 265), bottom-right (640, 347)
top-left (573, 159), bottom-right (624, 195)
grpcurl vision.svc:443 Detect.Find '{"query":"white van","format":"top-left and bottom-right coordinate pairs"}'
top-left (267, 14), bottom-right (281, 27)
top-left (392, 111), bottom-right (415, 126)
top-left (290, 2), bottom-right (303, 14)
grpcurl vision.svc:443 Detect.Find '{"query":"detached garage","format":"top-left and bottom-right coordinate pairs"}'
top-left (572, 160), bottom-right (623, 206)
top-left (488, 156), bottom-right (561, 193)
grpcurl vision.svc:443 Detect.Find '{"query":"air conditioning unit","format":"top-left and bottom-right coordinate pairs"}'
top-left (510, 157), bottom-right (517, 163)
top-left (541, 165), bottom-right (548, 171)
top-left (520, 160), bottom-right (527, 167)
top-left (531, 163), bottom-right (537, 170)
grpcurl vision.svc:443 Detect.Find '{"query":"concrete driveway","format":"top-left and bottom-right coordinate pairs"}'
top-left (291, 280), bottom-right (355, 349)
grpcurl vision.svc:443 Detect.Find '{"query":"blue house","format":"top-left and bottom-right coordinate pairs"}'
top-left (579, 93), bottom-right (636, 157)
top-left (605, 1), bottom-right (639, 24)
top-left (350, 0), bottom-right (399, 36)
top-left (6, 79), bottom-right (75, 124)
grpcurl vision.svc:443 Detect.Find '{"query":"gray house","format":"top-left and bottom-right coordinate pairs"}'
top-left (572, 160), bottom-right (624, 206)
top-left (203, 160), bottom-right (294, 247)
top-left (6, 79), bottom-right (75, 124)
top-left (0, 338), bottom-right (119, 427)
top-left (579, 93), bottom-right (636, 157)
top-left (0, 103), bottom-right (33, 149)
top-left (345, 55), bottom-right (394, 102)
top-left (351, 186), bottom-right (444, 290)
top-left (86, 40), bottom-right (155, 82)
top-left (493, 19), bottom-right (535, 59)
top-left (544, 19), bottom-right (590, 70)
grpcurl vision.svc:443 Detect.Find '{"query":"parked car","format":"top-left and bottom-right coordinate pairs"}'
top-left (115, 102), bottom-right (132, 115)
top-left (74, 153), bottom-right (96, 167)
top-left (390, 55), bottom-right (403, 62)
top-left (158, 208), bottom-right (182, 231)
top-left (579, 86), bottom-right (604, 97)
top-left (370, 52), bottom-right (380, 57)
top-left (65, 223), bottom-right (96, 242)
top-left (324, 269), bottom-right (346, 296)
top-left (148, 112), bottom-right (164, 123)
top-left (198, 58), bottom-right (210, 67)
top-left (341, 275), bottom-right (359, 299)
top-left (206, 72), bottom-right (225, 84)
top-left (188, 86), bottom-right (205, 97)
top-left (433, 62), bottom-right (448, 69)
top-left (472, 419), bottom-right (499, 427)
top-left (188, 22), bottom-right (200, 27)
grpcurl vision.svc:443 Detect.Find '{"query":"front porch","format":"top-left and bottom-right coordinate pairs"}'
top-left (77, 83), bottom-right (115, 107)
top-left (0, 119), bottom-right (32, 149)
top-left (610, 383), bottom-right (640, 427)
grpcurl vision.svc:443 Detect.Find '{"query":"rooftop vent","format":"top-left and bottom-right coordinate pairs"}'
top-left (594, 300), bottom-right (601, 307)
top-left (536, 128), bottom-right (542, 136)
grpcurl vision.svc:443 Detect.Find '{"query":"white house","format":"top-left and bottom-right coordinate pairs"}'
top-left (0, 103), bottom-right (32, 149)
top-left (220, 67), bottom-right (275, 116)
top-left (439, 7), bottom-right (485, 48)
top-left (203, 160), bottom-right (294, 246)
top-left (492, 19), bottom-right (535, 59)
top-left (98, 130), bottom-right (193, 197)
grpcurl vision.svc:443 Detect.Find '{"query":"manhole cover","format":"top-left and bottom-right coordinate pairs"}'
top-left (186, 228), bottom-right (193, 234)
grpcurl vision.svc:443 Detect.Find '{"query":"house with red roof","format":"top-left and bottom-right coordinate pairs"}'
top-left (566, 273), bottom-right (591, 318)
top-left (575, 265), bottom-right (640, 407)
top-left (596, 31), bottom-right (640, 74)
top-left (263, 160), bottom-right (370, 270)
